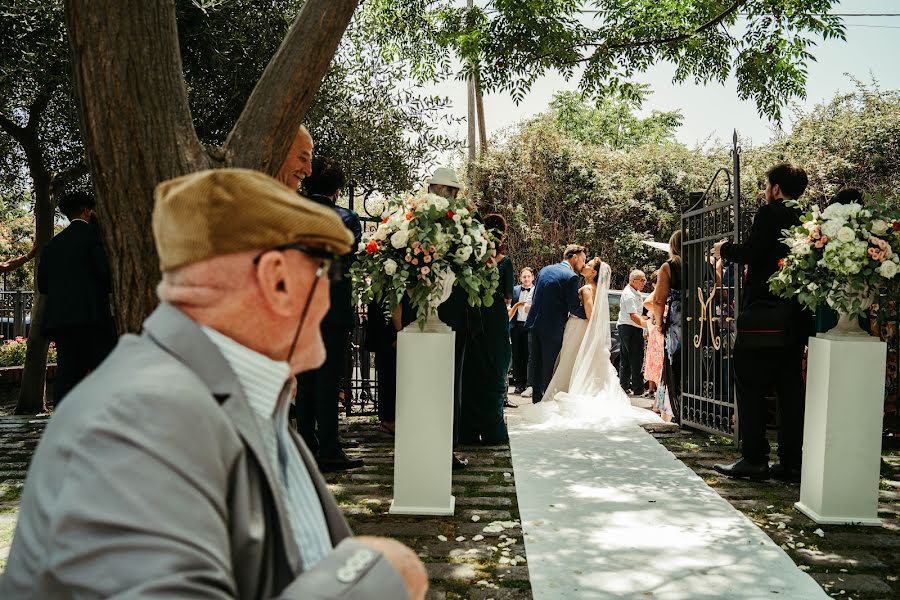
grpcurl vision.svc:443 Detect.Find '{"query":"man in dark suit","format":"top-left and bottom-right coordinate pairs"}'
top-left (38, 191), bottom-right (116, 406)
top-left (712, 163), bottom-right (811, 482)
top-left (525, 245), bottom-right (588, 403)
top-left (510, 267), bottom-right (535, 396)
top-left (296, 158), bottom-right (363, 472)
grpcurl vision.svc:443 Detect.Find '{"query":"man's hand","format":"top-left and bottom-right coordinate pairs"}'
top-left (712, 239), bottom-right (727, 259)
top-left (356, 536), bottom-right (428, 600)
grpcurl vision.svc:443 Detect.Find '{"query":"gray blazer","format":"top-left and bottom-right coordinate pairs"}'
top-left (0, 303), bottom-right (408, 599)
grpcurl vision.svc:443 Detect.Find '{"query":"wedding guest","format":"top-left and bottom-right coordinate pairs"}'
top-left (459, 214), bottom-right (513, 444)
top-left (431, 167), bottom-right (472, 469)
top-left (712, 163), bottom-right (812, 482)
top-left (0, 169), bottom-right (427, 599)
top-left (617, 269), bottom-right (648, 395)
top-left (296, 158), bottom-right (363, 472)
top-left (366, 296), bottom-right (416, 436)
top-left (649, 231), bottom-right (683, 423)
top-left (275, 125), bottom-right (313, 191)
top-left (643, 271), bottom-right (664, 400)
top-left (38, 191), bottom-right (117, 407)
top-left (510, 267), bottom-right (535, 395)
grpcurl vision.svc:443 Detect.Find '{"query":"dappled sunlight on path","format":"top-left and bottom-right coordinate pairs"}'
top-left (507, 415), bottom-right (828, 599)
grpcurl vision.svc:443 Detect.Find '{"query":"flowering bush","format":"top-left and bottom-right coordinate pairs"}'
top-left (769, 199), bottom-right (900, 315)
top-left (350, 192), bottom-right (500, 327)
top-left (0, 337), bottom-right (57, 368)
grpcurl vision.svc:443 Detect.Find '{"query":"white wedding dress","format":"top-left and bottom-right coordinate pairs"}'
top-left (520, 263), bottom-right (660, 429)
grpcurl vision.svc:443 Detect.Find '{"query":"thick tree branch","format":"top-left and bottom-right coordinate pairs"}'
top-left (0, 112), bottom-right (25, 140)
top-left (225, 0), bottom-right (359, 173)
top-left (26, 83), bottom-right (55, 131)
top-left (49, 161), bottom-right (90, 195)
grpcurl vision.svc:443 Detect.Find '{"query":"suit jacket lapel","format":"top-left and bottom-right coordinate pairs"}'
top-left (142, 303), bottom-right (304, 573)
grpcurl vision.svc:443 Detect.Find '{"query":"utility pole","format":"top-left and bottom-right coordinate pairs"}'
top-left (474, 68), bottom-right (487, 154)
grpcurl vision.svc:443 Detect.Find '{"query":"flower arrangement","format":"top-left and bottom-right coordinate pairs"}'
top-left (0, 337), bottom-right (57, 368)
top-left (769, 199), bottom-right (900, 316)
top-left (350, 192), bottom-right (500, 327)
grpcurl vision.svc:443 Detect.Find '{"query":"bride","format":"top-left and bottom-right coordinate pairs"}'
top-left (520, 258), bottom-right (660, 429)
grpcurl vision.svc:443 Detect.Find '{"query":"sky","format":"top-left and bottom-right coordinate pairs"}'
top-left (422, 0), bottom-right (900, 157)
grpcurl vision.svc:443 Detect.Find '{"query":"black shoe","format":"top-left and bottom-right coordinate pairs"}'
top-left (339, 440), bottom-right (359, 449)
top-left (503, 399), bottom-right (518, 408)
top-left (452, 453), bottom-right (469, 470)
top-left (513, 387), bottom-right (525, 395)
top-left (712, 458), bottom-right (770, 481)
top-left (770, 462), bottom-right (801, 483)
top-left (318, 450), bottom-right (364, 472)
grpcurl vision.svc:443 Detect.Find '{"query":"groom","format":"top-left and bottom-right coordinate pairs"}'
top-left (525, 245), bottom-right (588, 403)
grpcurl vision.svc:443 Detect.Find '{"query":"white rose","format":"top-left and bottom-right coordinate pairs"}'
top-left (879, 260), bottom-right (898, 279)
top-left (462, 234), bottom-right (472, 246)
top-left (821, 219), bottom-right (843, 239)
top-left (836, 227), bottom-right (855, 243)
top-left (847, 203), bottom-right (862, 217)
top-left (390, 230), bottom-right (409, 249)
top-left (455, 246), bottom-right (473, 262)
top-left (870, 219), bottom-right (889, 235)
top-left (384, 258), bottom-right (398, 276)
top-left (456, 207), bottom-right (470, 217)
top-left (358, 241), bottom-right (367, 253)
top-left (374, 227), bottom-right (388, 241)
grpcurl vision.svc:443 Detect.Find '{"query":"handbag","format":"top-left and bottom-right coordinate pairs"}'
top-left (735, 299), bottom-right (800, 349)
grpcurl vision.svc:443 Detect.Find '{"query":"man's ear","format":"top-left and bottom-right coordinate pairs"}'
top-left (254, 252), bottom-right (294, 316)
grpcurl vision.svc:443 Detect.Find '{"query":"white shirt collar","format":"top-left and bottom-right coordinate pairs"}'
top-left (71, 218), bottom-right (90, 225)
top-left (562, 261), bottom-right (573, 271)
top-left (201, 326), bottom-right (292, 420)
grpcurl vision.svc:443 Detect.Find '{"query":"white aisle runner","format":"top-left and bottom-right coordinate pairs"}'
top-left (508, 416), bottom-right (828, 599)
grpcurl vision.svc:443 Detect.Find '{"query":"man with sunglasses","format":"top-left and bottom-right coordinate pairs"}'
top-left (296, 158), bottom-right (364, 472)
top-left (0, 169), bottom-right (427, 599)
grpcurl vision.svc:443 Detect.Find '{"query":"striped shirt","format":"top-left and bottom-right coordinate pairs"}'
top-left (202, 327), bottom-right (333, 569)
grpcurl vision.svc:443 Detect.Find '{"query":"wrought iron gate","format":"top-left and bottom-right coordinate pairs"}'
top-left (341, 188), bottom-right (385, 417)
top-left (679, 132), bottom-right (744, 439)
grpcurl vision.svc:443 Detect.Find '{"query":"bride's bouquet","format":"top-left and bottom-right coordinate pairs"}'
top-left (350, 191), bottom-right (500, 327)
top-left (769, 198), bottom-right (900, 316)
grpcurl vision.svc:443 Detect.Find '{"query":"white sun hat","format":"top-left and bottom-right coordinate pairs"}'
top-left (428, 166), bottom-right (462, 189)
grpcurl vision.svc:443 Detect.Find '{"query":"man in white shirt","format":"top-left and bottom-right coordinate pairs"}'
top-left (616, 269), bottom-right (648, 395)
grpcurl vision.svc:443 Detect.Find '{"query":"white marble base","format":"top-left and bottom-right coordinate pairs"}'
top-left (389, 324), bottom-right (456, 516)
top-left (796, 335), bottom-right (886, 526)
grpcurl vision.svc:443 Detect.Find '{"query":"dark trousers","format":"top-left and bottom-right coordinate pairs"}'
top-left (733, 344), bottom-right (806, 466)
top-left (527, 329), bottom-right (563, 403)
top-left (52, 323), bottom-right (116, 406)
top-left (510, 322), bottom-right (530, 389)
top-left (618, 324), bottom-right (645, 392)
top-left (663, 348), bottom-right (682, 423)
top-left (375, 348), bottom-right (397, 423)
top-left (450, 331), bottom-right (466, 446)
top-left (297, 328), bottom-right (349, 459)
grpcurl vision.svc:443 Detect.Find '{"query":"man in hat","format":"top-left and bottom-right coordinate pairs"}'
top-left (0, 169), bottom-right (427, 599)
top-left (430, 167), bottom-right (471, 470)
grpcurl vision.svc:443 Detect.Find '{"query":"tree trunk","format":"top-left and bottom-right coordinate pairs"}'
top-left (66, 0), bottom-right (359, 333)
top-left (66, 0), bottom-right (211, 333)
top-left (474, 69), bottom-right (487, 154)
top-left (15, 134), bottom-right (55, 415)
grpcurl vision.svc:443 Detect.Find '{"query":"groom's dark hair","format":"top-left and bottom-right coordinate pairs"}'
top-left (564, 244), bottom-right (586, 260)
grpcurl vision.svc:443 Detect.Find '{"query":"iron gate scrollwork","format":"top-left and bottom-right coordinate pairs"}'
top-left (341, 188), bottom-right (388, 417)
top-left (679, 131), bottom-right (745, 439)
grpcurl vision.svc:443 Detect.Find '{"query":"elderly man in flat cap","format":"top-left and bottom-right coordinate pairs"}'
top-left (0, 170), bottom-right (427, 599)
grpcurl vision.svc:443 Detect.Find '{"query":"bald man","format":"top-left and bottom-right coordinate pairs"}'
top-left (276, 126), bottom-right (314, 191)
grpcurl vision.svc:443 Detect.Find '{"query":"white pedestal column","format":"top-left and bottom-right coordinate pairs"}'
top-left (795, 334), bottom-right (886, 526)
top-left (389, 319), bottom-right (456, 516)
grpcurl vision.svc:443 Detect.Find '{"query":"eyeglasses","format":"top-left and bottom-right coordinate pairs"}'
top-left (253, 242), bottom-right (342, 282)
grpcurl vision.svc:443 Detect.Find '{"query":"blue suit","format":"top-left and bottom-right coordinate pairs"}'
top-left (525, 261), bottom-right (586, 402)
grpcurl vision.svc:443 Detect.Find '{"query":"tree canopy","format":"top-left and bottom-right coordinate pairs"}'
top-left (362, 0), bottom-right (845, 123)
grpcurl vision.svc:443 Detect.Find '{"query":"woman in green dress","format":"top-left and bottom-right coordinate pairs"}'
top-left (458, 213), bottom-right (514, 444)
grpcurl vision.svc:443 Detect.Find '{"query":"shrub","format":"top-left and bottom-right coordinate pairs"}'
top-left (0, 337), bottom-right (57, 368)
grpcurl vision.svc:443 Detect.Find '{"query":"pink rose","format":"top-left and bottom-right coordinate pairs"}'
top-left (424, 255), bottom-right (432, 263)
top-left (429, 245), bottom-right (436, 253)
top-left (405, 254), bottom-right (412, 262)
top-left (421, 266), bottom-right (431, 275)
top-left (412, 258), bottom-right (419, 265)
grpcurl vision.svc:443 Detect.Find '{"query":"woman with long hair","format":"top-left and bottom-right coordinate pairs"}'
top-left (648, 230), bottom-right (682, 422)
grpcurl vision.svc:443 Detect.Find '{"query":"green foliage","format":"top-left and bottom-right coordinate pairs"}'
top-left (0, 338), bottom-right (56, 367)
top-left (472, 84), bottom-right (900, 289)
top-left (362, 0), bottom-right (845, 123)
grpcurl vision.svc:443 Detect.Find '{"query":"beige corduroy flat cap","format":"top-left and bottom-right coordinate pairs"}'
top-left (152, 168), bottom-right (353, 272)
